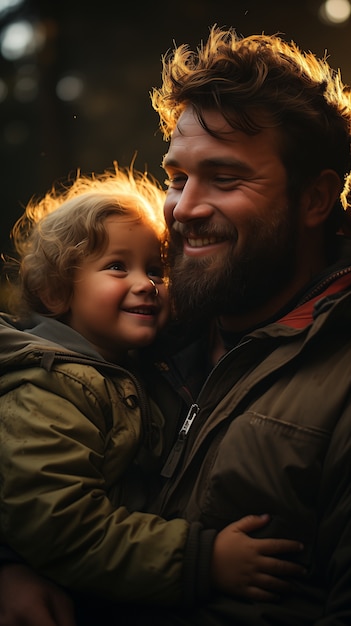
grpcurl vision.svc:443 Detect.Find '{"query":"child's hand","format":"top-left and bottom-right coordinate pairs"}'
top-left (212, 514), bottom-right (306, 601)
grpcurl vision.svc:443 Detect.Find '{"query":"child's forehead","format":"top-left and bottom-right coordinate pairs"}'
top-left (104, 214), bottom-right (157, 231)
top-left (104, 216), bottom-right (161, 245)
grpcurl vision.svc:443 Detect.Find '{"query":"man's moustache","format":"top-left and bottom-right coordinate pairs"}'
top-left (171, 221), bottom-right (236, 239)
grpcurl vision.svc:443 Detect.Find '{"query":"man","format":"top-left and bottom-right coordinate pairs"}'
top-left (1, 25), bottom-right (351, 625)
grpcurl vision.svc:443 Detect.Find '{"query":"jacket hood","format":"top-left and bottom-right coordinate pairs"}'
top-left (0, 313), bottom-right (105, 374)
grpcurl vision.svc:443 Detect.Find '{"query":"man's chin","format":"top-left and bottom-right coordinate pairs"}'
top-left (170, 284), bottom-right (223, 321)
top-left (169, 255), bottom-right (231, 319)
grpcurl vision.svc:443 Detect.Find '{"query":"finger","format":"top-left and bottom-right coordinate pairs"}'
top-left (227, 514), bottom-right (271, 534)
top-left (257, 538), bottom-right (304, 555)
top-left (246, 583), bottom-right (292, 601)
top-left (244, 585), bottom-right (280, 602)
top-left (249, 572), bottom-right (301, 594)
top-left (259, 556), bottom-right (307, 577)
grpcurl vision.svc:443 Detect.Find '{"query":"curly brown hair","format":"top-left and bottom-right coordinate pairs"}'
top-left (151, 25), bottom-right (351, 231)
top-left (5, 164), bottom-right (167, 317)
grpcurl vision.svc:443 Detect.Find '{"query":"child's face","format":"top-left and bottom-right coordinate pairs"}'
top-left (66, 217), bottom-right (169, 362)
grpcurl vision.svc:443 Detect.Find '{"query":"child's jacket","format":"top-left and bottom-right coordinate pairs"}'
top-left (0, 314), bottom-right (213, 607)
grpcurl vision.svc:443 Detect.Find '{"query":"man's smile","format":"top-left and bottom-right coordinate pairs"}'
top-left (187, 235), bottom-right (228, 247)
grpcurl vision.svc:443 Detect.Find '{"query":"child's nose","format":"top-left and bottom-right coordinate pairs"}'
top-left (134, 276), bottom-right (159, 297)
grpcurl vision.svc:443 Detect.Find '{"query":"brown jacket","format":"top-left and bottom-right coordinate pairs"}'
top-left (139, 240), bottom-right (351, 625)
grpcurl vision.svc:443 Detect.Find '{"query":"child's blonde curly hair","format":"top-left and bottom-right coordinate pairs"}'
top-left (6, 163), bottom-right (167, 317)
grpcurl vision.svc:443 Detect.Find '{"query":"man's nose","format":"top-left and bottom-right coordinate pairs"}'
top-left (172, 181), bottom-right (214, 223)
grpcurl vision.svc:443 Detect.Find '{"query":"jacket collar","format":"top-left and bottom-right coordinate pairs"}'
top-left (278, 270), bottom-right (351, 329)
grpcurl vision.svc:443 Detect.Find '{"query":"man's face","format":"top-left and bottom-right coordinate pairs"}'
top-left (162, 106), bottom-right (301, 321)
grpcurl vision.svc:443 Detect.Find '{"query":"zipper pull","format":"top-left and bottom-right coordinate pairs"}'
top-left (179, 403), bottom-right (200, 438)
top-left (161, 404), bottom-right (200, 478)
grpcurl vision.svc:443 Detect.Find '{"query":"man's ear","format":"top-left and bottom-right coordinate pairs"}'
top-left (302, 169), bottom-right (341, 228)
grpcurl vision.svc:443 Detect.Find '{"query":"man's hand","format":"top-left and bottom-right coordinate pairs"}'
top-left (0, 564), bottom-right (76, 626)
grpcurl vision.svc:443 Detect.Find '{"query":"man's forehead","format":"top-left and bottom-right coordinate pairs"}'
top-left (174, 106), bottom-right (232, 136)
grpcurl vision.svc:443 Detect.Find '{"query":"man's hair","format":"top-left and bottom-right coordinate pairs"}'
top-left (151, 25), bottom-right (351, 230)
top-left (6, 164), bottom-right (167, 317)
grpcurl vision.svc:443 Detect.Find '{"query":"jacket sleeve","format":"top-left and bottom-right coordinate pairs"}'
top-left (182, 522), bottom-right (217, 605)
top-left (0, 364), bottom-right (212, 606)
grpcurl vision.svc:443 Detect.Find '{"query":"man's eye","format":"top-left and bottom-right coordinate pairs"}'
top-left (215, 175), bottom-right (237, 181)
top-left (164, 176), bottom-right (187, 188)
top-left (215, 176), bottom-right (241, 186)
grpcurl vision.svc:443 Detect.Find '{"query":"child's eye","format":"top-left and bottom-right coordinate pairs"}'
top-left (107, 261), bottom-right (126, 272)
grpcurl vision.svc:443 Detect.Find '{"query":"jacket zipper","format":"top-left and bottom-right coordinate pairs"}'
top-left (161, 403), bottom-right (200, 478)
top-left (160, 338), bottom-right (253, 479)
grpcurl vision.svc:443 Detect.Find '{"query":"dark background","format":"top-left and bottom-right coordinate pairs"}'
top-left (0, 0), bottom-right (350, 273)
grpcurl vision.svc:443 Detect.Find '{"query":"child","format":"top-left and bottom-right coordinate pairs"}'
top-left (0, 165), bottom-right (304, 618)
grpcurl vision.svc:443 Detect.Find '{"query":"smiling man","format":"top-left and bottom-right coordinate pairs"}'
top-left (140, 26), bottom-right (351, 625)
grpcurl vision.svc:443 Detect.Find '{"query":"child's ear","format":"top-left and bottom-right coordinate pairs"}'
top-left (40, 290), bottom-right (69, 316)
top-left (302, 169), bottom-right (341, 228)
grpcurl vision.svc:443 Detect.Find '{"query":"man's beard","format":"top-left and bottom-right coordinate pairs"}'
top-left (168, 207), bottom-right (298, 321)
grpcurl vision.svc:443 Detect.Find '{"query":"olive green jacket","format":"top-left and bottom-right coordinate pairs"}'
top-left (0, 315), bottom-right (213, 607)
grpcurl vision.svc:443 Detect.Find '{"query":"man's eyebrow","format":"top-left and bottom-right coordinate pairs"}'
top-left (162, 155), bottom-right (252, 172)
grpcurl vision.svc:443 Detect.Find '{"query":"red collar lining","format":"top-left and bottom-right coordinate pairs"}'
top-left (278, 273), bottom-right (351, 329)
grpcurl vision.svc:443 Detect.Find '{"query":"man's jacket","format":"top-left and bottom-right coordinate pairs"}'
top-left (138, 236), bottom-right (351, 625)
top-left (0, 315), bottom-right (213, 607)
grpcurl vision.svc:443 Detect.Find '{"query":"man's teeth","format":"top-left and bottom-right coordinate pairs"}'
top-left (187, 236), bottom-right (223, 247)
